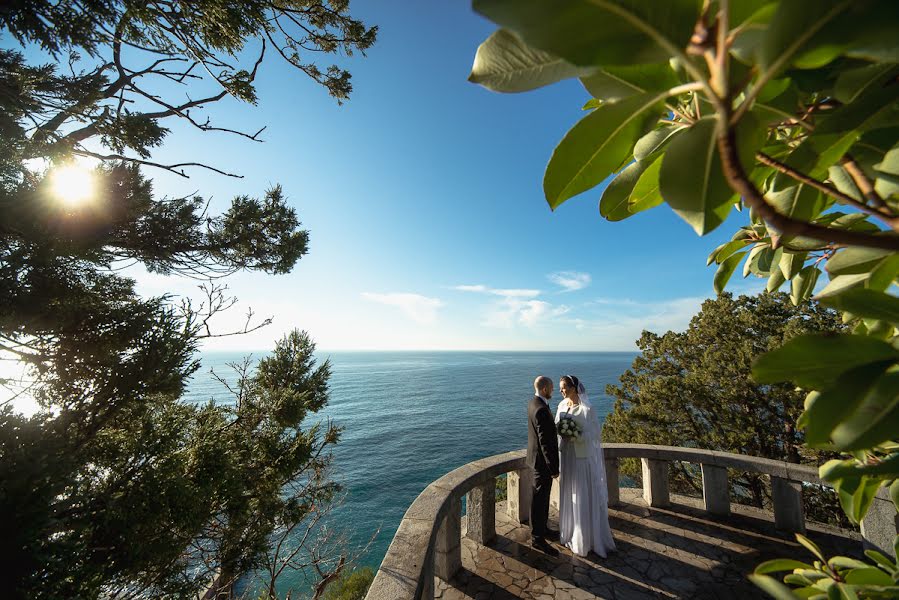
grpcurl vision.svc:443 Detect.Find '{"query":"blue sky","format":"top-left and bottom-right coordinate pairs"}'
top-left (116, 2), bottom-right (765, 351)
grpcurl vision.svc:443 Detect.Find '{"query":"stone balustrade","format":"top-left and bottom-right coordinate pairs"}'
top-left (364, 445), bottom-right (897, 600)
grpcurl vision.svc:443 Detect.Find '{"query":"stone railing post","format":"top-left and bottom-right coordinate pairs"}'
top-left (701, 464), bottom-right (730, 517)
top-left (861, 487), bottom-right (899, 559)
top-left (506, 468), bottom-right (532, 523)
top-left (434, 497), bottom-right (461, 581)
top-left (605, 457), bottom-right (620, 506)
top-left (641, 458), bottom-right (670, 507)
top-left (466, 480), bottom-right (496, 545)
top-left (420, 548), bottom-right (434, 600)
top-left (771, 476), bottom-right (805, 533)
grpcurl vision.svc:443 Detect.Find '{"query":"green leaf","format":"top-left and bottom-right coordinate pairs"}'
top-left (806, 84), bottom-right (899, 178)
top-left (827, 556), bottom-right (872, 570)
top-left (468, 29), bottom-right (592, 93)
top-left (749, 574), bottom-right (804, 600)
top-left (797, 534), bottom-right (826, 563)
top-left (831, 371), bottom-right (899, 450)
top-left (756, 559), bottom-right (815, 574)
top-left (544, 92), bottom-right (666, 209)
top-left (767, 267), bottom-right (787, 293)
top-left (768, 185), bottom-right (826, 223)
top-left (791, 265), bottom-right (820, 305)
top-left (752, 333), bottom-right (899, 388)
top-left (834, 63), bottom-right (899, 105)
top-left (759, 0), bottom-right (855, 75)
top-left (868, 254), bottom-right (899, 291)
top-left (634, 125), bottom-right (682, 161)
top-left (600, 160), bottom-right (653, 221)
top-left (781, 252), bottom-right (808, 280)
top-left (827, 165), bottom-right (864, 202)
top-left (863, 550), bottom-right (897, 574)
top-left (844, 567), bottom-right (893, 586)
top-left (891, 479), bottom-right (899, 511)
top-left (835, 583), bottom-right (858, 600)
top-left (714, 251), bottom-right (746, 294)
top-left (581, 63), bottom-right (680, 102)
top-left (815, 274), bottom-right (869, 299)
top-left (713, 239), bottom-right (752, 265)
top-left (826, 248), bottom-right (892, 276)
top-left (855, 477), bottom-right (883, 524)
top-left (473, 0), bottom-right (703, 67)
top-left (659, 117), bottom-right (735, 235)
top-left (802, 360), bottom-right (895, 445)
top-left (820, 289), bottom-right (899, 324)
top-left (629, 155), bottom-right (664, 214)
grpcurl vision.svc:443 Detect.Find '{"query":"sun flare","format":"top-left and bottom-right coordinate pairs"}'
top-left (50, 164), bottom-right (95, 206)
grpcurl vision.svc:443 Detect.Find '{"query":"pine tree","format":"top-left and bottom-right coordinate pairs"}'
top-left (0, 2), bottom-right (376, 598)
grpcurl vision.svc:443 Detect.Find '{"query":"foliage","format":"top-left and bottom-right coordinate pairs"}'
top-left (0, 2), bottom-right (376, 599)
top-left (750, 534), bottom-right (899, 599)
top-left (322, 566), bottom-right (375, 600)
top-left (604, 292), bottom-right (847, 526)
top-left (469, 0), bottom-right (899, 595)
top-left (496, 473), bottom-right (508, 502)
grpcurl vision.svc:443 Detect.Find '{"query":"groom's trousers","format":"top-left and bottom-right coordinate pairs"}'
top-left (530, 468), bottom-right (552, 539)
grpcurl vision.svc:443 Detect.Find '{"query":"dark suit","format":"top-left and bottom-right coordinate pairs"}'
top-left (527, 395), bottom-right (559, 539)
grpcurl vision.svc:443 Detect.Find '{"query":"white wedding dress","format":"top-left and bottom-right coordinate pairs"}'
top-left (555, 394), bottom-right (616, 558)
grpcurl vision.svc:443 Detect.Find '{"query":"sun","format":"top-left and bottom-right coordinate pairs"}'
top-left (50, 164), bottom-right (95, 206)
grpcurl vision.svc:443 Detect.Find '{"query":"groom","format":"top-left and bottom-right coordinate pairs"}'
top-left (527, 376), bottom-right (560, 556)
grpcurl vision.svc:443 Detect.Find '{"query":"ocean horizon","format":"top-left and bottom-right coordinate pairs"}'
top-left (185, 350), bottom-right (638, 594)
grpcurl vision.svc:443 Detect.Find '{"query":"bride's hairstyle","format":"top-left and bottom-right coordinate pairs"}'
top-left (561, 375), bottom-right (579, 392)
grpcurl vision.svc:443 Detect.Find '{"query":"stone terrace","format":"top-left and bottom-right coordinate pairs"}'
top-left (437, 491), bottom-right (859, 600)
top-left (365, 446), bottom-right (895, 600)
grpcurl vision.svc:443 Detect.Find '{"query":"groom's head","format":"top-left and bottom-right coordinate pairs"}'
top-left (534, 376), bottom-right (552, 400)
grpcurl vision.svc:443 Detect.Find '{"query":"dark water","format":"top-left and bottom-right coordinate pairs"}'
top-left (184, 351), bottom-right (636, 593)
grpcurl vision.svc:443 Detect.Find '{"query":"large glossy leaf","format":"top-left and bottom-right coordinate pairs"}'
top-left (802, 360), bottom-right (895, 445)
top-left (767, 267), bottom-right (786, 292)
top-left (714, 251), bottom-right (746, 294)
top-left (468, 29), bottom-right (592, 93)
top-left (659, 117), bottom-right (735, 235)
top-left (820, 288), bottom-right (899, 323)
top-left (600, 159), bottom-right (652, 221)
top-left (712, 239), bottom-right (752, 265)
top-left (791, 265), bottom-right (820, 305)
top-left (748, 574), bottom-right (802, 600)
top-left (806, 84), bottom-right (899, 178)
top-left (752, 333), bottom-right (899, 388)
top-left (831, 371), bottom-right (899, 450)
top-left (758, 1), bottom-right (899, 74)
top-left (844, 567), bottom-right (894, 586)
top-left (580, 63), bottom-right (680, 101)
top-left (634, 125), bottom-right (682, 161)
top-left (826, 247), bottom-right (892, 275)
top-left (544, 92), bottom-right (666, 209)
top-left (815, 273), bottom-right (869, 299)
top-left (629, 155), bottom-right (664, 214)
top-left (473, 0), bottom-right (703, 67)
top-left (834, 63), bottom-right (899, 105)
top-left (755, 559), bottom-right (814, 574)
top-left (868, 254), bottom-right (899, 291)
top-left (780, 251), bottom-right (807, 280)
top-left (768, 185), bottom-right (826, 223)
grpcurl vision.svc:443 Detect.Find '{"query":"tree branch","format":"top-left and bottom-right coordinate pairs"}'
top-left (755, 152), bottom-right (899, 231)
top-left (841, 154), bottom-right (887, 210)
top-left (717, 126), bottom-right (899, 251)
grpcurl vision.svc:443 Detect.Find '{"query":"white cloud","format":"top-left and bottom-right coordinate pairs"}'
top-left (549, 271), bottom-right (591, 292)
top-left (361, 292), bottom-right (444, 324)
top-left (484, 298), bottom-right (571, 329)
top-left (453, 284), bottom-right (541, 298)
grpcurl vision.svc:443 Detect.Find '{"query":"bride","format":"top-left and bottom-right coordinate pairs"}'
top-left (555, 375), bottom-right (616, 558)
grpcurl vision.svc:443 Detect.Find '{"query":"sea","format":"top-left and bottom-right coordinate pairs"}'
top-left (183, 351), bottom-right (637, 595)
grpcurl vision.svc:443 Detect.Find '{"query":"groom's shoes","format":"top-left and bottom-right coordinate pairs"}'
top-left (531, 537), bottom-right (559, 557)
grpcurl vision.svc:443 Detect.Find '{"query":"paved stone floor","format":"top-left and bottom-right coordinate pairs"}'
top-left (435, 489), bottom-right (860, 600)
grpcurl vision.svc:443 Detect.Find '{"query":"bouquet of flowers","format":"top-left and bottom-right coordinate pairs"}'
top-left (557, 416), bottom-right (582, 440)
